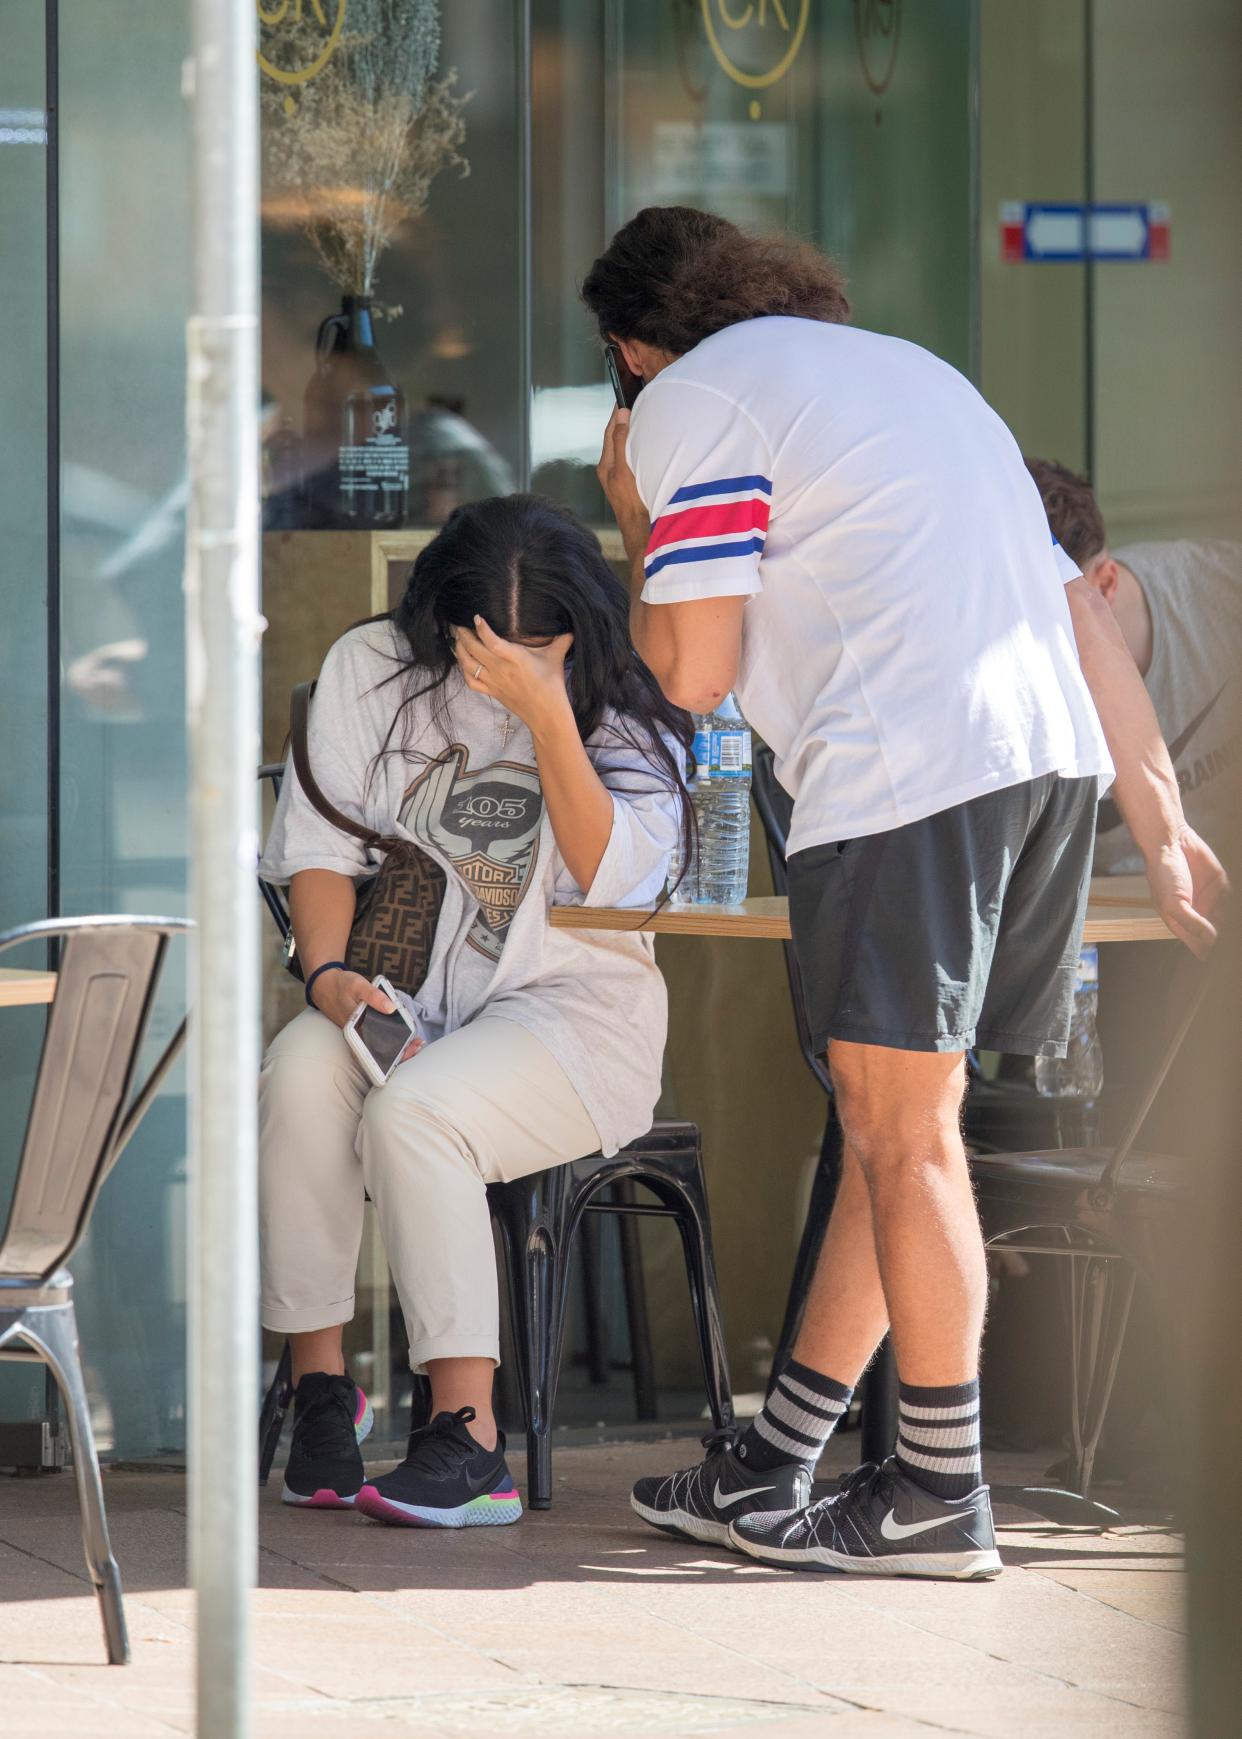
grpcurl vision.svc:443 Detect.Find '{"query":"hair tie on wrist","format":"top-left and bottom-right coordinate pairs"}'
top-left (305, 960), bottom-right (348, 1008)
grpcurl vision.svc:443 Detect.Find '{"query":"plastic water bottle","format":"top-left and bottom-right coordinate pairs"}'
top-left (1035, 944), bottom-right (1103, 1099)
top-left (668, 694), bottom-right (752, 905)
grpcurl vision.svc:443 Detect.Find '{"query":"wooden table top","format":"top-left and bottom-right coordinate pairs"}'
top-left (0, 967), bottom-right (58, 1009)
top-left (550, 875), bottom-right (1174, 945)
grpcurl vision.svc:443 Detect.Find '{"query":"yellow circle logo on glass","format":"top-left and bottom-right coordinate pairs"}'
top-left (700, 0), bottom-right (810, 91)
top-left (256, 0), bottom-right (347, 89)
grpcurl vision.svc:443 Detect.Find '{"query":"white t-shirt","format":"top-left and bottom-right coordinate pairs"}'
top-left (629, 317), bottom-right (1113, 855)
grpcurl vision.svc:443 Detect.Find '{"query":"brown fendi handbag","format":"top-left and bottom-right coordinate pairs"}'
top-left (283, 681), bottom-right (446, 996)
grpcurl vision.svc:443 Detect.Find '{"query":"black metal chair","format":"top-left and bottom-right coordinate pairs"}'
top-left (0, 916), bottom-right (189, 1664)
top-left (752, 744), bottom-right (1206, 1518)
top-left (489, 1125), bottom-right (733, 1507)
top-left (967, 970), bottom-right (1210, 1514)
top-left (255, 763), bottom-right (735, 1508)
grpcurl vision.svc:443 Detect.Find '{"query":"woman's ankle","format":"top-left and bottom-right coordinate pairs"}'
top-left (289, 1329), bottom-right (347, 1386)
top-left (425, 1357), bottom-right (499, 1449)
top-left (463, 1413), bottom-right (498, 1452)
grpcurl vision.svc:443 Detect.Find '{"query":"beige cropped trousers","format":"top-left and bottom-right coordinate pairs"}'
top-left (258, 1009), bottom-right (600, 1370)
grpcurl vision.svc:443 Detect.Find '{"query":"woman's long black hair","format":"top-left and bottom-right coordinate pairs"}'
top-left (375, 493), bottom-right (695, 881)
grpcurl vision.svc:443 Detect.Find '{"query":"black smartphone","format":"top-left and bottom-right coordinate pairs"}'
top-left (344, 974), bottom-right (420, 1086)
top-left (353, 1004), bottom-right (412, 1079)
top-left (605, 344), bottom-right (642, 411)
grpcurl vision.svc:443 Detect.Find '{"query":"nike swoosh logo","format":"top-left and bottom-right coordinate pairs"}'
top-left (713, 1479), bottom-right (776, 1511)
top-left (465, 1467), bottom-right (502, 1495)
top-left (880, 1507), bottom-right (953, 1542)
top-left (1098, 685), bottom-right (1227, 834)
top-left (1167, 686), bottom-right (1227, 764)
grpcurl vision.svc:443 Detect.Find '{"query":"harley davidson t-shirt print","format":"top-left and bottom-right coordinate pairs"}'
top-left (400, 746), bottom-right (544, 964)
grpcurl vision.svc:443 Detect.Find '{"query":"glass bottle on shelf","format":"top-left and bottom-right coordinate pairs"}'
top-left (301, 295), bottom-right (409, 530)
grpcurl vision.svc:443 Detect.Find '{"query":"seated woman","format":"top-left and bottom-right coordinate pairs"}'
top-left (258, 494), bottom-right (691, 1528)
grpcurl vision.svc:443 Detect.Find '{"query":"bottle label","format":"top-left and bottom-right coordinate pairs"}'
top-left (708, 729), bottom-right (752, 779)
top-left (339, 438), bottom-right (410, 499)
top-left (1076, 944), bottom-right (1099, 991)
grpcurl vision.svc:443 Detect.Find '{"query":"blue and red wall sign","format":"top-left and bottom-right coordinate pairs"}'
top-left (1000, 202), bottom-right (1171, 262)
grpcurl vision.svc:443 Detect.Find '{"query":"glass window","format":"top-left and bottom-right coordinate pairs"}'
top-left (530, 1), bottom-right (978, 530)
top-left (259, 0), bottom-right (522, 538)
top-left (0, 0), bottom-right (50, 1427)
top-left (55, 0), bottom-right (193, 1457)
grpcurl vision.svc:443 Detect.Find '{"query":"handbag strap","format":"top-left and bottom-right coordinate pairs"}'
top-left (289, 680), bottom-right (399, 853)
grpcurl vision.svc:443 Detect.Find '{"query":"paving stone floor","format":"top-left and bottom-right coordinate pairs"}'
top-left (0, 1435), bottom-right (1185, 1738)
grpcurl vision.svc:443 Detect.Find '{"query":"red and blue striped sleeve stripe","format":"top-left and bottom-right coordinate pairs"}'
top-left (644, 475), bottom-right (771, 581)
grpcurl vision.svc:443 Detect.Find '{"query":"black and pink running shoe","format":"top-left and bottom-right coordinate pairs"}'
top-left (355, 1406), bottom-right (522, 1528)
top-left (281, 1371), bottom-right (374, 1509)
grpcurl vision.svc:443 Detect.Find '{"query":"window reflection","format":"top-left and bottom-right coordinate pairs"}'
top-left (259, 0), bottom-right (519, 533)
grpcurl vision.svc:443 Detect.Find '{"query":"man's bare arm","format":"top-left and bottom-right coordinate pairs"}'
top-left (599, 407), bottom-right (745, 712)
top-left (1065, 577), bottom-right (1226, 955)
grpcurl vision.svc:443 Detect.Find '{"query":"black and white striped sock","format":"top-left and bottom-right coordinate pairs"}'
top-left (895, 1378), bottom-right (983, 1500)
top-left (736, 1358), bottom-right (853, 1473)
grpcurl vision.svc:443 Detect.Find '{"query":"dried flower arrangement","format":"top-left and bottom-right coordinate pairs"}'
top-left (261, 0), bottom-right (469, 301)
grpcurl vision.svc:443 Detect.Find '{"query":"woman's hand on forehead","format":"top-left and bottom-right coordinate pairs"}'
top-left (454, 616), bottom-right (574, 741)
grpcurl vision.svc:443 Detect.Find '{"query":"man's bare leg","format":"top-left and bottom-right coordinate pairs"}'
top-left (824, 1042), bottom-right (982, 1384)
top-left (732, 1138), bottom-right (889, 1474)
top-left (790, 1138), bottom-right (890, 1384)
top-left (727, 1039), bottom-right (999, 1579)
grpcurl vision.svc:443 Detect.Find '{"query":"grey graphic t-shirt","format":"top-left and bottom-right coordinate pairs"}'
top-left (260, 620), bottom-right (681, 1156)
top-left (1094, 540), bottom-right (1241, 873)
top-left (402, 747), bottom-right (544, 965)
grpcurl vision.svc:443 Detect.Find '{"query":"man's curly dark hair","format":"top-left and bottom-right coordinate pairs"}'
top-left (581, 205), bottom-right (850, 355)
top-left (1024, 457), bottom-right (1108, 566)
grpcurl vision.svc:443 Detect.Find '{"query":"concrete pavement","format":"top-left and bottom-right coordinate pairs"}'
top-left (0, 1436), bottom-right (1185, 1738)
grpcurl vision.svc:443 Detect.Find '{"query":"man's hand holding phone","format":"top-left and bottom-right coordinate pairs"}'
top-left (597, 407), bottom-right (649, 566)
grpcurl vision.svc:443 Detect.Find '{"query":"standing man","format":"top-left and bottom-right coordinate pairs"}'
top-left (584, 207), bottom-right (1225, 1580)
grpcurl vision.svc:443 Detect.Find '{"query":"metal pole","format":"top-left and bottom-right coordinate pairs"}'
top-left (185, 0), bottom-right (260, 1731)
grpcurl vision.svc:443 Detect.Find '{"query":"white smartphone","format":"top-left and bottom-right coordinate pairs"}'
top-left (343, 975), bottom-right (420, 1088)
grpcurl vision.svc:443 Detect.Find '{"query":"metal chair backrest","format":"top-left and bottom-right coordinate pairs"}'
top-left (751, 745), bottom-right (831, 1096)
top-left (257, 763), bottom-right (291, 941)
top-left (0, 916), bottom-right (190, 1281)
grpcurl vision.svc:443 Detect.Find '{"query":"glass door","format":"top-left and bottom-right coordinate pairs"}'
top-left (0, 0), bottom-right (51, 1428)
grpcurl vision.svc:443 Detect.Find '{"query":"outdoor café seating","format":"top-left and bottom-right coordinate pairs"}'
top-left (0, 916), bottom-right (189, 1665)
top-left (255, 765), bottom-right (735, 1507)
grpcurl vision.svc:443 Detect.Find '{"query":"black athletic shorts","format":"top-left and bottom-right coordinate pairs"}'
top-left (787, 773), bottom-right (1098, 1057)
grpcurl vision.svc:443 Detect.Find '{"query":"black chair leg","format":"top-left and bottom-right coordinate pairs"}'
top-left (259, 1341), bottom-right (294, 1486)
top-left (32, 1299), bottom-right (130, 1666)
top-left (616, 1181), bottom-right (659, 1422)
top-left (646, 1149), bottom-right (734, 1431)
top-left (494, 1312), bottom-right (523, 1434)
top-left (493, 1171), bottom-right (575, 1509)
top-left (1067, 1255), bottom-right (1138, 1500)
top-left (578, 1208), bottom-right (612, 1387)
top-left (409, 1373), bottom-right (433, 1434)
top-left (860, 1337), bottom-right (899, 1465)
top-left (772, 1112), bottom-right (843, 1378)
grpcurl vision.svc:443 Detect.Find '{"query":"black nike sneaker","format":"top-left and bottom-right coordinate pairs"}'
top-left (730, 1457), bottom-right (1002, 1580)
top-left (281, 1372), bottom-right (374, 1509)
top-left (630, 1427), bottom-right (812, 1549)
top-left (354, 1407), bottom-right (522, 1528)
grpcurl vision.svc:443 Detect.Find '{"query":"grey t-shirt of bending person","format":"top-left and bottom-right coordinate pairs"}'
top-left (401, 746), bottom-right (544, 962)
top-left (1094, 539), bottom-right (1241, 874)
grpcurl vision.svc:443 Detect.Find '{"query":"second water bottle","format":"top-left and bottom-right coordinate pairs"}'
top-left (669, 694), bottom-right (752, 906)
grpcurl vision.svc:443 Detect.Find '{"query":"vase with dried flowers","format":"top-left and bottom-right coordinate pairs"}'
top-left (262, 0), bottom-right (469, 529)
